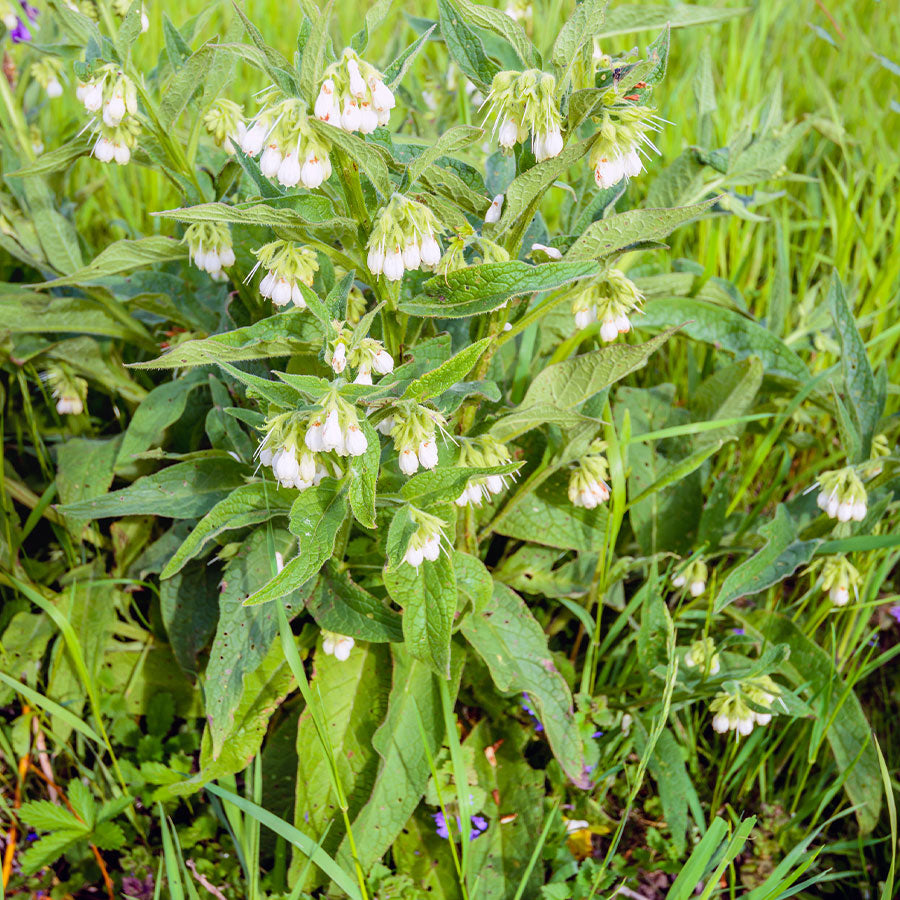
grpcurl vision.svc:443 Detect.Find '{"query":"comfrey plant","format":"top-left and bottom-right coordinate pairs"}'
top-left (4, 0), bottom-right (896, 894)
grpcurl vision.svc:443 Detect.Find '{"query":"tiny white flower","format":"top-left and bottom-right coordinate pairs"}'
top-left (273, 448), bottom-right (300, 485)
top-left (419, 235), bottom-right (442, 266)
top-left (404, 542), bottom-right (424, 568)
top-left (270, 278), bottom-right (291, 306)
top-left (241, 122), bottom-right (267, 156)
top-left (623, 148), bottom-right (644, 178)
top-left (322, 409), bottom-right (343, 452)
top-left (331, 342), bottom-right (347, 374)
top-left (399, 447), bottom-right (419, 476)
top-left (372, 349), bottom-right (394, 375)
top-left (689, 580), bottom-right (706, 597)
top-left (346, 57), bottom-right (366, 97)
top-left (574, 307), bottom-right (596, 330)
top-left (259, 446), bottom-right (274, 467)
top-left (323, 632), bottom-right (355, 661)
top-left (358, 102), bottom-right (379, 134)
top-left (341, 98), bottom-right (361, 132)
top-left (383, 246), bottom-right (405, 282)
top-left (418, 439), bottom-right (439, 470)
top-left (367, 244), bottom-right (385, 275)
top-left (737, 717), bottom-right (755, 736)
top-left (485, 474), bottom-right (504, 495)
top-left (422, 534), bottom-right (440, 561)
top-left (83, 82), bottom-right (104, 112)
top-left (370, 77), bottom-right (395, 112)
top-left (46, 79), bottom-right (63, 99)
top-left (402, 242), bottom-right (421, 270)
top-left (113, 143), bottom-right (131, 165)
top-left (599, 318), bottom-right (619, 342)
top-left (593, 155), bottom-right (625, 189)
top-left (277, 152), bottom-right (302, 187)
top-left (93, 137), bottom-right (115, 162)
top-left (301, 154), bottom-right (327, 189)
top-left (260, 145), bottom-right (282, 177)
top-left (485, 194), bottom-right (504, 224)
top-left (315, 79), bottom-right (336, 120)
top-left (354, 367), bottom-right (373, 385)
top-left (103, 93), bottom-right (126, 127)
top-left (305, 418), bottom-right (325, 452)
top-left (499, 117), bottom-right (518, 148)
top-left (299, 452), bottom-right (317, 484)
top-left (830, 585), bottom-right (849, 606)
top-left (531, 242), bottom-right (562, 260)
top-left (345, 424), bottom-right (368, 457)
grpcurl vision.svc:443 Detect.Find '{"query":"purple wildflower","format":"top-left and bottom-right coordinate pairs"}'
top-left (21, 0), bottom-right (38, 21)
top-left (10, 17), bottom-right (31, 41)
top-left (591, 730), bottom-right (604, 738)
top-left (889, 606), bottom-right (900, 624)
top-left (432, 811), bottom-right (489, 840)
top-left (122, 873), bottom-right (155, 900)
top-left (521, 693), bottom-right (544, 732)
top-left (732, 628), bottom-right (745, 635)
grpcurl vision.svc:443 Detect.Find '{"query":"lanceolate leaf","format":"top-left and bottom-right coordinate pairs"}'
top-left (401, 462), bottom-right (522, 507)
top-left (402, 337), bottom-right (492, 400)
top-left (348, 418), bottom-right (380, 528)
top-left (565, 201), bottom-right (715, 260)
top-left (714, 506), bottom-right (821, 612)
top-left (461, 582), bottom-right (591, 787)
top-left (245, 484), bottom-right (348, 605)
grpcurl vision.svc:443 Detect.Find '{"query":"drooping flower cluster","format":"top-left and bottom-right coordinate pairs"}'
top-left (816, 466), bottom-right (867, 522)
top-left (304, 399), bottom-right (369, 459)
top-left (436, 223), bottom-right (509, 279)
top-left (684, 637), bottom-right (720, 676)
top-left (30, 58), bottom-right (64, 99)
top-left (240, 95), bottom-right (332, 189)
top-left (710, 676), bottom-right (780, 737)
top-left (315, 49), bottom-right (396, 133)
top-left (588, 104), bottom-right (661, 188)
top-left (183, 222), bottom-right (235, 280)
top-left (76, 65), bottom-right (140, 165)
top-left (366, 194), bottom-right (444, 281)
top-left (42, 365), bottom-right (86, 416)
top-left (454, 436), bottom-right (516, 507)
top-left (483, 69), bottom-right (564, 161)
top-left (258, 414), bottom-right (328, 490)
top-left (402, 510), bottom-right (448, 568)
top-left (572, 269), bottom-right (644, 341)
top-left (327, 327), bottom-right (394, 385)
top-left (321, 631), bottom-right (355, 661)
top-left (249, 240), bottom-right (318, 308)
top-left (202, 98), bottom-right (246, 154)
top-left (672, 558), bottom-right (708, 597)
top-left (389, 404), bottom-right (451, 476)
top-left (568, 443), bottom-right (610, 509)
top-left (820, 555), bottom-right (860, 607)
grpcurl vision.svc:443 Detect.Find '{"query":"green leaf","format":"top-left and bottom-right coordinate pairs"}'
top-left (19, 800), bottom-right (87, 833)
top-left (401, 462), bottom-right (521, 507)
top-left (552, 0), bottom-right (605, 73)
top-left (23, 178), bottom-right (83, 274)
top-left (341, 644), bottom-right (462, 870)
top-left (714, 506), bottom-right (821, 612)
top-left (402, 336), bottom-right (492, 400)
top-left (131, 311), bottom-right (321, 370)
top-left (311, 120), bottom-right (392, 197)
top-left (453, 550), bottom-right (493, 616)
top-left (461, 582), bottom-right (590, 787)
top-left (308, 562), bottom-right (403, 642)
top-left (406, 260), bottom-right (598, 318)
top-left (750, 612), bottom-right (882, 834)
top-left (160, 560), bottom-right (220, 676)
top-left (407, 125), bottom-right (483, 186)
top-left (161, 482), bottom-right (295, 578)
top-left (7, 136), bottom-right (93, 177)
top-left (0, 293), bottom-right (150, 342)
top-left (292, 643), bottom-right (391, 864)
top-left (348, 418), bottom-right (380, 528)
top-left (523, 327), bottom-right (676, 409)
top-left (56, 436), bottom-right (121, 510)
top-left (688, 358), bottom-right (763, 449)
top-left (565, 201), bottom-right (715, 261)
top-left (244, 485), bottom-right (348, 605)
top-left (297, 0), bottom-right (333, 103)
top-left (491, 405), bottom-right (600, 443)
top-left (156, 198), bottom-right (352, 230)
top-left (384, 550), bottom-right (457, 677)
top-left (383, 25), bottom-right (437, 88)
top-left (159, 45), bottom-right (216, 129)
top-left (597, 4), bottom-right (747, 38)
top-left (638, 299), bottom-right (810, 382)
top-left (436, 0), bottom-right (500, 90)
top-left (205, 527), bottom-right (300, 757)
top-left (58, 456), bottom-right (248, 520)
top-left (90, 820), bottom-right (126, 851)
top-left (19, 829), bottom-right (86, 876)
top-left (827, 271), bottom-right (879, 461)
top-left (451, 0), bottom-right (539, 68)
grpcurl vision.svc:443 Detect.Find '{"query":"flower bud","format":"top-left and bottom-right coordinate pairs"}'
top-left (373, 349), bottom-right (394, 375)
top-left (331, 342), bottom-right (347, 374)
top-left (277, 152), bottom-right (302, 187)
top-left (485, 194), bottom-right (504, 224)
top-left (260, 145), bottom-right (282, 177)
top-left (399, 447), bottom-right (419, 476)
top-left (383, 247), bottom-right (405, 282)
top-left (418, 439), bottom-right (439, 470)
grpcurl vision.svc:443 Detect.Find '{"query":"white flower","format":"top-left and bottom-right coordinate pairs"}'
top-left (260, 145), bottom-right (282, 177)
top-left (593, 155), bottom-right (625, 189)
top-left (531, 242), bottom-right (562, 260)
top-left (103, 93), bottom-right (126, 127)
top-left (372, 349), bottom-right (394, 375)
top-left (370, 78), bottom-right (395, 112)
top-left (140, 9), bottom-right (149, 31)
top-left (341, 99), bottom-right (361, 132)
top-left (322, 410), bottom-right (344, 452)
top-left (272, 278), bottom-right (293, 307)
top-left (241, 122), bottom-right (267, 156)
top-left (292, 283), bottom-right (306, 307)
top-left (345, 424), bottom-right (368, 457)
top-left (46, 79), bottom-right (63, 99)
top-left (113, 143), bottom-right (131, 165)
top-left (299, 452), bottom-right (317, 484)
top-left (315, 79), bottom-right (336, 121)
top-left (399, 447), bottom-right (419, 476)
top-left (93, 137), bottom-right (115, 162)
top-left (499, 118), bottom-right (518, 148)
top-left (301, 154), bottom-right (327, 189)
top-left (422, 534), bottom-right (440, 561)
top-left (322, 632), bottom-right (355, 661)
top-left (367, 244), bottom-right (385, 275)
top-left (354, 367), bottom-right (373, 385)
top-left (346, 57), bottom-right (366, 97)
top-left (259, 446), bottom-right (274, 467)
top-left (599, 318), bottom-right (619, 343)
top-left (83, 82), bottom-right (104, 112)
top-left (376, 415), bottom-right (394, 436)
top-left (56, 396), bottom-right (83, 415)
top-left (305, 418), bottom-right (325, 452)
top-left (402, 242), bottom-right (421, 270)
top-left (689, 580), bottom-right (706, 597)
top-left (417, 439), bottom-right (439, 470)
top-left (830, 585), bottom-right (849, 606)
top-left (420, 235), bottom-right (442, 266)
top-left (623, 148), bottom-right (644, 178)
top-left (272, 448), bottom-right (300, 485)
top-left (331, 342), bottom-right (347, 374)
top-left (737, 717), bottom-right (754, 737)
top-left (711, 714), bottom-right (730, 734)
top-left (277, 152), bottom-right (302, 187)
top-left (535, 128), bottom-right (563, 161)
top-left (404, 542), bottom-right (424, 568)
top-left (383, 246), bottom-right (405, 282)
top-left (574, 307), bottom-right (596, 330)
top-left (565, 820), bottom-right (590, 835)
top-left (358, 102), bottom-right (379, 134)
top-left (485, 474), bottom-right (504, 495)
top-left (485, 194), bottom-right (504, 224)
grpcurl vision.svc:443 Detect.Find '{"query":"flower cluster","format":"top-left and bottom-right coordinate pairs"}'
top-left (389, 405), bottom-right (450, 476)
top-left (327, 327), bottom-right (394, 384)
top-left (249, 240), bottom-right (318, 308)
top-left (821, 555), bottom-right (860, 607)
top-left (30, 58), bottom-right (64, 99)
top-left (2, 0), bottom-right (36, 43)
top-left (710, 676), bottom-right (780, 737)
top-left (454, 436), bottom-right (515, 507)
top-left (572, 268), bottom-right (644, 341)
top-left (366, 194), bottom-right (444, 281)
top-left (315, 49), bottom-right (396, 133)
top-left (684, 637), bottom-right (720, 676)
top-left (321, 631), bottom-right (355, 661)
top-left (183, 222), bottom-right (235, 279)
top-left (864, 433), bottom-right (890, 478)
top-left (258, 415), bottom-right (329, 490)
top-left (305, 399), bottom-right (369, 459)
top-left (816, 466), bottom-right (867, 522)
top-left (672, 558), bottom-right (708, 597)
top-left (402, 512), bottom-right (448, 568)
top-left (483, 69), bottom-right (564, 161)
top-left (202, 98), bottom-right (246, 154)
top-left (568, 444), bottom-right (610, 509)
top-left (240, 95), bottom-right (332, 189)
top-left (43, 366), bottom-right (86, 416)
top-left (77, 66), bottom-right (141, 165)
top-left (588, 104), bottom-right (661, 188)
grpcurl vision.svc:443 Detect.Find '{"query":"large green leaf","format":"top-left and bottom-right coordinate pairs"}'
top-left (157, 198), bottom-right (351, 230)
top-left (160, 561), bottom-right (220, 676)
top-left (597, 4), bottom-right (746, 37)
top-left (461, 582), bottom-right (591, 787)
top-left (347, 418), bottom-right (380, 529)
top-left (58, 456), bottom-right (248, 520)
top-left (245, 484), bottom-right (348, 605)
top-left (522, 328), bottom-right (676, 409)
top-left (0, 293), bottom-right (151, 342)
top-left (689, 358), bottom-right (763, 449)
top-left (404, 261), bottom-right (598, 318)
top-left (437, 0), bottom-right (501, 90)
top-left (402, 337), bottom-right (492, 400)
top-left (749, 613), bottom-right (882, 834)
top-left (714, 506), bottom-right (821, 612)
top-left (384, 550), bottom-right (457, 677)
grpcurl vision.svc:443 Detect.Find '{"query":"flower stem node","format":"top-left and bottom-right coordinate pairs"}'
top-left (250, 240), bottom-right (319, 308)
top-left (455, 436), bottom-right (515, 507)
top-left (571, 269), bottom-right (644, 341)
top-left (483, 69), bottom-right (564, 160)
top-left (367, 194), bottom-right (445, 282)
top-left (402, 511), bottom-right (448, 568)
top-left (816, 467), bottom-right (867, 522)
top-left (316, 49), bottom-right (395, 132)
top-left (184, 223), bottom-right (235, 277)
